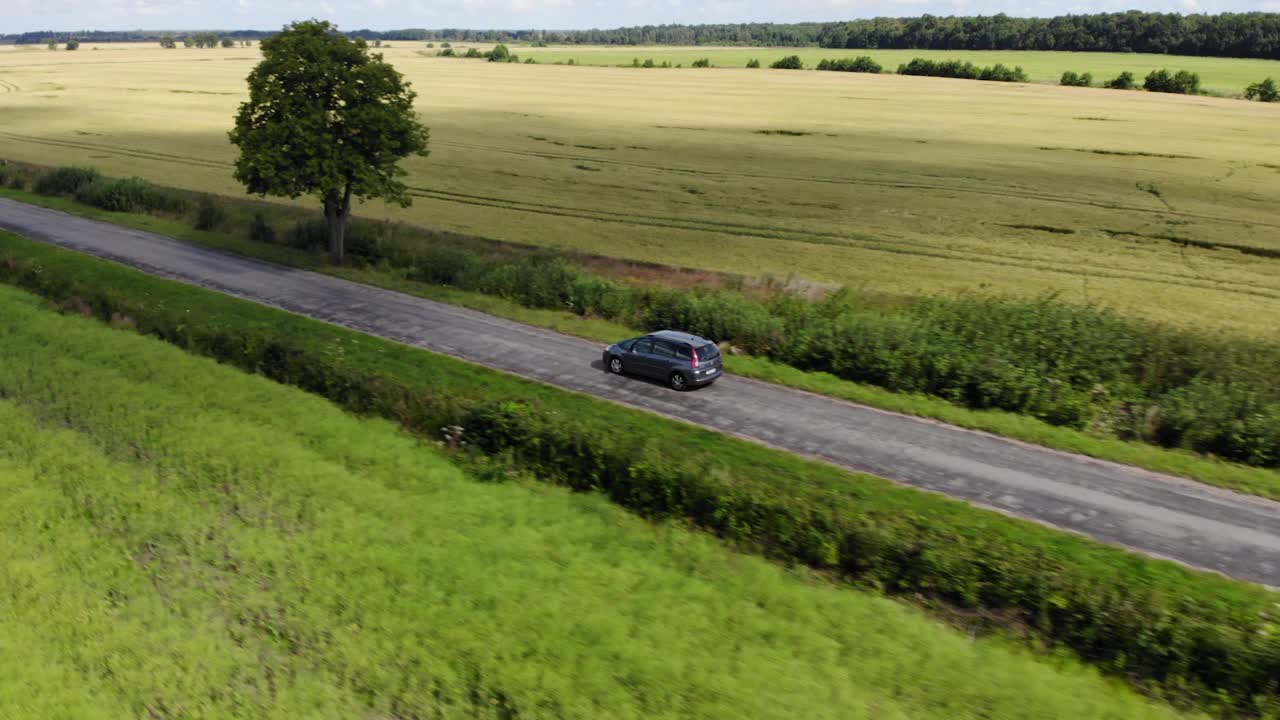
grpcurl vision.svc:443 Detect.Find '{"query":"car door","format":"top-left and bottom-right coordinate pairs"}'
top-left (649, 339), bottom-right (679, 380)
top-left (626, 337), bottom-right (656, 377)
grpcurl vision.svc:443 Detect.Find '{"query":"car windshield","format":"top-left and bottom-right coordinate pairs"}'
top-left (696, 343), bottom-right (720, 360)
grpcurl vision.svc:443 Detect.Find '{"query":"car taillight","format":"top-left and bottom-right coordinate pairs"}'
top-left (691, 347), bottom-right (699, 368)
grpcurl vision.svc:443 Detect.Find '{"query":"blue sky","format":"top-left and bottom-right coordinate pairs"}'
top-left (8, 0), bottom-right (1280, 34)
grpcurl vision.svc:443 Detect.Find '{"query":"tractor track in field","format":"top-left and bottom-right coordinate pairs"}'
top-left (435, 139), bottom-right (1280, 232)
top-left (2, 131), bottom-right (1277, 301)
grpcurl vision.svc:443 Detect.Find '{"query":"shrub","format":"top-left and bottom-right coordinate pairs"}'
top-left (73, 176), bottom-right (180, 213)
top-left (65, 40), bottom-right (80, 51)
top-left (771, 55), bottom-right (804, 70)
top-left (642, 58), bottom-right (655, 68)
top-left (691, 58), bottom-right (712, 68)
top-left (816, 56), bottom-right (882, 73)
top-left (1105, 71), bottom-right (1136, 89)
top-left (898, 58), bottom-right (979, 79)
top-left (437, 48), bottom-right (456, 57)
top-left (464, 48), bottom-right (483, 59)
top-left (1059, 70), bottom-right (1093, 87)
top-left (425, 42), bottom-right (435, 48)
top-left (487, 44), bottom-right (511, 62)
top-left (1245, 77), bottom-right (1279, 102)
top-left (194, 194), bottom-right (227, 230)
top-left (746, 59), bottom-right (760, 68)
top-left (896, 58), bottom-right (1025, 83)
top-left (524, 57), bottom-right (538, 64)
top-left (34, 166), bottom-right (100, 196)
top-left (248, 213), bottom-right (276, 244)
top-left (1144, 68), bottom-right (1200, 94)
top-left (440, 42), bottom-right (451, 48)
top-left (978, 64), bottom-right (1028, 82)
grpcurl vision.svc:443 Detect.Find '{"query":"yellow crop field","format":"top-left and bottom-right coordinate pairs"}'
top-left (1, 43), bottom-right (1278, 336)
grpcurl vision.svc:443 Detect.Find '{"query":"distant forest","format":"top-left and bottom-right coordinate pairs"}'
top-left (5, 12), bottom-right (1280, 60)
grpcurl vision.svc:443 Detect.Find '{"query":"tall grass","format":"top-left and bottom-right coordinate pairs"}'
top-left (0, 285), bottom-right (1197, 720)
top-left (1, 233), bottom-right (1276, 716)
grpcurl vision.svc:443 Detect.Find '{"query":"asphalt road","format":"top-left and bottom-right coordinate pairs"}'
top-left (2, 197), bottom-right (1278, 586)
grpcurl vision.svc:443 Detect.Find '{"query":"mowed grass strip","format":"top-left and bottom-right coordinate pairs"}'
top-left (0, 284), bottom-right (1198, 720)
top-left (1, 232), bottom-right (1277, 716)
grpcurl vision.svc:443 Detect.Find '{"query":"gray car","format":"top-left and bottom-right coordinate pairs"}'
top-left (603, 330), bottom-right (723, 390)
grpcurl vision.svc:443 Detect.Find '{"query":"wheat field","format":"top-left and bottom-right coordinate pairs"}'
top-left (1, 42), bottom-right (1277, 336)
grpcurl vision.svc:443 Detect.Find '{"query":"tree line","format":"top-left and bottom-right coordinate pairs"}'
top-left (816, 12), bottom-right (1280, 59)
top-left (7, 12), bottom-right (1280, 60)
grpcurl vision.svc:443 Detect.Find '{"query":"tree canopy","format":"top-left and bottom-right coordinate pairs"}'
top-left (229, 20), bottom-right (429, 262)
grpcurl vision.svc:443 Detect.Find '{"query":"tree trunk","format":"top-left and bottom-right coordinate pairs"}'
top-left (322, 184), bottom-right (354, 264)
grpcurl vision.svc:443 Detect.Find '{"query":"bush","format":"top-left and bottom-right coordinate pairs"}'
top-left (978, 63), bottom-right (1028, 82)
top-left (487, 44), bottom-right (511, 62)
top-left (34, 166), bottom-right (100, 196)
top-left (524, 57), bottom-right (538, 64)
top-left (1105, 71), bottom-right (1136, 89)
top-left (771, 55), bottom-right (804, 70)
top-left (194, 194), bottom-right (227, 230)
top-left (73, 176), bottom-right (180, 213)
top-left (440, 42), bottom-right (451, 48)
top-left (464, 48), bottom-right (483, 59)
top-left (746, 59), bottom-right (760, 68)
top-left (1144, 68), bottom-right (1200, 94)
top-left (1059, 70), bottom-right (1093, 87)
top-left (248, 213), bottom-right (276, 244)
top-left (816, 56), bottom-right (882, 73)
top-left (691, 58), bottom-right (711, 68)
top-left (437, 48), bottom-right (456, 57)
top-left (1245, 77), bottom-right (1279, 102)
top-left (642, 58), bottom-right (655, 68)
top-left (65, 40), bottom-right (80, 51)
top-left (896, 58), bottom-right (1026, 83)
top-left (898, 58), bottom-right (979, 79)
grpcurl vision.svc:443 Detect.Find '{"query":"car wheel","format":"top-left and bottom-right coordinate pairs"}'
top-left (609, 356), bottom-right (624, 375)
top-left (669, 371), bottom-right (688, 391)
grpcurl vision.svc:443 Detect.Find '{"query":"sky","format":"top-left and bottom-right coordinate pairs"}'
top-left (7, 0), bottom-right (1280, 34)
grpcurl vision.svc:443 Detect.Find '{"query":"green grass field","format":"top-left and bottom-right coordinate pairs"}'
top-left (0, 43), bottom-right (1277, 337)
top-left (0, 279), bottom-right (1203, 719)
top-left (514, 45), bottom-right (1280, 93)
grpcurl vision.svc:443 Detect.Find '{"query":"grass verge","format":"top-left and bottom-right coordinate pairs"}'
top-left (2, 183), bottom-right (1278, 501)
top-left (2, 284), bottom-right (1201, 719)
top-left (0, 230), bottom-right (1276, 716)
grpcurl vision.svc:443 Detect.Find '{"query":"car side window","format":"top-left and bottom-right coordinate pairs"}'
top-left (673, 344), bottom-right (691, 360)
top-left (632, 338), bottom-right (653, 354)
top-left (618, 338), bottom-right (637, 351)
top-left (652, 340), bottom-right (677, 359)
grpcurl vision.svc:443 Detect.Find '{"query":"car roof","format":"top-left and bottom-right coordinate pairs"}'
top-left (648, 330), bottom-right (713, 346)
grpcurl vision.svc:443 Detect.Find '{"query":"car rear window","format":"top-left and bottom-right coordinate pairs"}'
top-left (697, 343), bottom-right (721, 360)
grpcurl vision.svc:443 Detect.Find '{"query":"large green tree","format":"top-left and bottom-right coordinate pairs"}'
top-left (229, 20), bottom-right (429, 262)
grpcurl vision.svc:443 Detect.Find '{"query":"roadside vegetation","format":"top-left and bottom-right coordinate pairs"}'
top-left (3, 282), bottom-right (1207, 720)
top-left (6, 161), bottom-right (1280, 479)
top-left (1, 232), bottom-right (1277, 717)
top-left (3, 165), bottom-right (1279, 501)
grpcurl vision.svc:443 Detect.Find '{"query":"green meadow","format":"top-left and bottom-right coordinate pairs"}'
top-left (0, 280), bottom-right (1202, 719)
